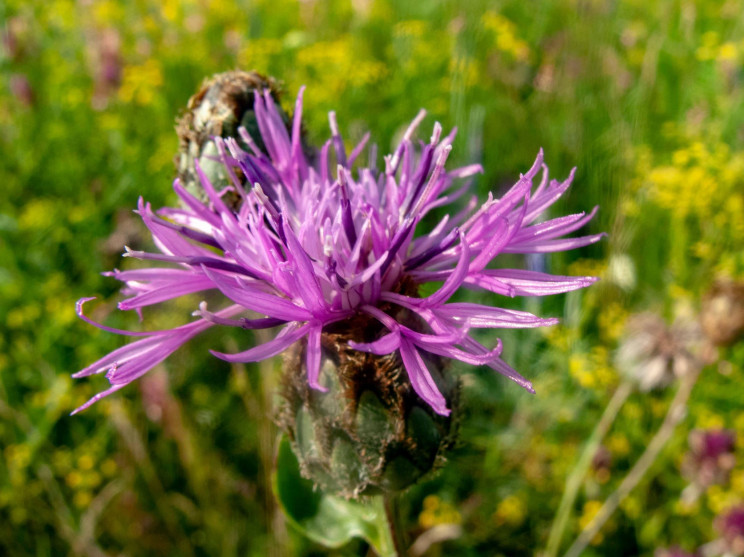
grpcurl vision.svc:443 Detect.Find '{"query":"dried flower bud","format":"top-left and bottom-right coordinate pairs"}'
top-left (175, 70), bottom-right (284, 202)
top-left (615, 313), bottom-right (703, 391)
top-left (701, 280), bottom-right (744, 346)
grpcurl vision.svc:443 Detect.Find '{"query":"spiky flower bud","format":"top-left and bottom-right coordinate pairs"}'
top-left (279, 281), bottom-right (458, 497)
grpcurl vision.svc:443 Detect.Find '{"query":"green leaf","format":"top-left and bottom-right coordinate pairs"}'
top-left (273, 435), bottom-right (396, 556)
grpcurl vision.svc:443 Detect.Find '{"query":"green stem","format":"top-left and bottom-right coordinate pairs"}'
top-left (383, 493), bottom-right (406, 557)
top-left (545, 381), bottom-right (633, 557)
top-left (563, 367), bottom-right (701, 557)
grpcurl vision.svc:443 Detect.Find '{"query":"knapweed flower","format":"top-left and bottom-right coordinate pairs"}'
top-left (74, 74), bottom-right (601, 492)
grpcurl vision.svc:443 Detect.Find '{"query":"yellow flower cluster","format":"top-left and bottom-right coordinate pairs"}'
top-left (597, 302), bottom-right (629, 342)
top-left (295, 38), bottom-right (387, 93)
top-left (92, 0), bottom-right (126, 26)
top-left (481, 12), bottom-right (530, 63)
top-left (578, 500), bottom-right (608, 545)
top-left (569, 347), bottom-right (618, 391)
top-left (568, 258), bottom-right (607, 281)
top-left (118, 60), bottom-right (164, 105)
top-left (634, 127), bottom-right (744, 276)
top-left (696, 31), bottom-right (744, 63)
top-left (393, 19), bottom-right (427, 38)
top-left (418, 495), bottom-right (462, 529)
top-left (493, 494), bottom-right (527, 527)
top-left (238, 38), bottom-right (284, 71)
top-left (606, 433), bottom-right (631, 458)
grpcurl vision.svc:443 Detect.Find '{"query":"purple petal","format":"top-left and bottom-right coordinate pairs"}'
top-left (211, 322), bottom-right (311, 362)
top-left (503, 232), bottom-right (606, 253)
top-left (435, 303), bottom-right (560, 328)
top-left (349, 332), bottom-right (401, 355)
top-left (203, 267), bottom-right (313, 321)
top-left (305, 325), bottom-right (326, 391)
top-left (76, 298), bottom-right (157, 337)
top-left (118, 275), bottom-right (215, 310)
top-left (399, 338), bottom-right (450, 416)
top-left (472, 269), bottom-right (599, 296)
top-left (413, 335), bottom-right (503, 366)
top-left (282, 219), bottom-right (325, 313)
top-left (418, 232), bottom-right (470, 307)
top-left (460, 336), bottom-right (535, 393)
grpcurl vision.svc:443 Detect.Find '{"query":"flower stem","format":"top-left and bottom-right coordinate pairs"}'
top-left (563, 367), bottom-right (702, 557)
top-left (545, 381), bottom-right (633, 557)
top-left (383, 493), bottom-right (406, 557)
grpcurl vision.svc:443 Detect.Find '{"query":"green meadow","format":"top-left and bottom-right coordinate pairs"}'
top-left (1, 0), bottom-right (743, 555)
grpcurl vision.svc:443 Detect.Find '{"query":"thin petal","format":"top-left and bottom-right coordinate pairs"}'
top-left (305, 325), bottom-right (326, 391)
top-left (399, 338), bottom-right (450, 416)
top-left (436, 303), bottom-right (559, 328)
top-left (349, 332), bottom-right (401, 355)
top-left (211, 322), bottom-right (311, 362)
top-left (203, 267), bottom-right (313, 321)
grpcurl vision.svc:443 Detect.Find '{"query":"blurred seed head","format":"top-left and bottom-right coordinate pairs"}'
top-left (701, 279), bottom-right (744, 347)
top-left (615, 313), bottom-right (704, 391)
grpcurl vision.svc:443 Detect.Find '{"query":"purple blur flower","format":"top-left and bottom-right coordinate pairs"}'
top-left (715, 506), bottom-right (744, 556)
top-left (73, 87), bottom-right (602, 415)
top-left (682, 429), bottom-right (736, 489)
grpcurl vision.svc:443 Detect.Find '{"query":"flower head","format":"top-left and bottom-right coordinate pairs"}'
top-left (73, 84), bottom-right (601, 416)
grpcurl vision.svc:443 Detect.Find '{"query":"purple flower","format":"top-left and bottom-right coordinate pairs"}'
top-left (73, 87), bottom-right (602, 415)
top-left (715, 506), bottom-right (744, 556)
top-left (682, 429), bottom-right (736, 489)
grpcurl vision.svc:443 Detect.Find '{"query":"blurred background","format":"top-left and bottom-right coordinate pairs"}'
top-left (1, 0), bottom-right (743, 555)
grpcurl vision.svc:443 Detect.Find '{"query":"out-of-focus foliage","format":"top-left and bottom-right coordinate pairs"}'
top-left (1, 0), bottom-right (742, 555)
